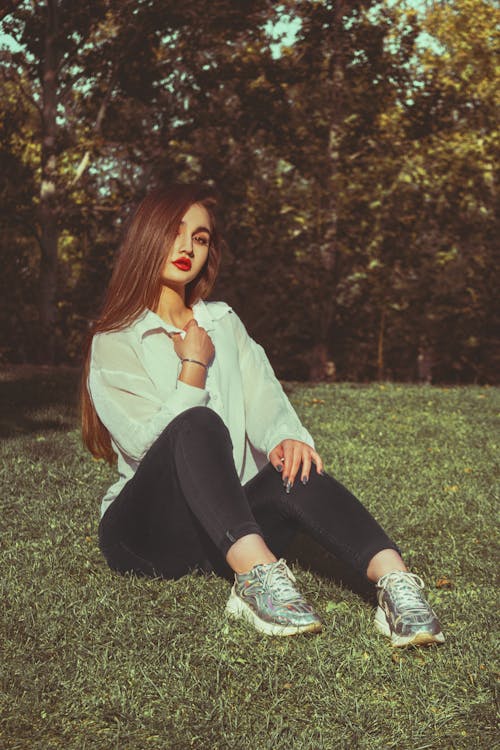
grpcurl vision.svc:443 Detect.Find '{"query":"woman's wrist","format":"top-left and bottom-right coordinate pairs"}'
top-left (180, 357), bottom-right (208, 369)
top-left (178, 359), bottom-right (208, 389)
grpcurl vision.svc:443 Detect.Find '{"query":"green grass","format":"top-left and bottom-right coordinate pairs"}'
top-left (1, 368), bottom-right (498, 750)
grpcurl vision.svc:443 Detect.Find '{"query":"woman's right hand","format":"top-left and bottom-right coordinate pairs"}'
top-left (172, 319), bottom-right (215, 366)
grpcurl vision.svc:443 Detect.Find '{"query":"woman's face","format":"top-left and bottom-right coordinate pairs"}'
top-left (160, 203), bottom-right (211, 289)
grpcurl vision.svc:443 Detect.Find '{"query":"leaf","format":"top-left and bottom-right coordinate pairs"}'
top-left (435, 576), bottom-right (453, 589)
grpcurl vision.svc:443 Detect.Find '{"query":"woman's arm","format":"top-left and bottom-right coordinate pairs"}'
top-left (88, 332), bottom-right (210, 461)
top-left (173, 319), bottom-right (214, 390)
top-left (230, 312), bottom-right (315, 458)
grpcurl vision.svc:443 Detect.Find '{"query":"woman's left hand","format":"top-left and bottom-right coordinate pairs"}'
top-left (269, 440), bottom-right (324, 491)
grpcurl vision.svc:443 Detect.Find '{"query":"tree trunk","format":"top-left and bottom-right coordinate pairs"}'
top-left (38, 0), bottom-right (59, 363)
top-left (310, 0), bottom-right (346, 380)
top-left (377, 308), bottom-right (385, 381)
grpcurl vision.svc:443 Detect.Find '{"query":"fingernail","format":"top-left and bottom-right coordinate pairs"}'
top-left (275, 464), bottom-right (283, 473)
top-left (282, 476), bottom-right (289, 486)
top-left (285, 481), bottom-right (292, 493)
top-left (301, 476), bottom-right (308, 485)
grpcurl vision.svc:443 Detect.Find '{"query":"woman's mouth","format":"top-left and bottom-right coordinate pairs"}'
top-left (172, 258), bottom-right (192, 271)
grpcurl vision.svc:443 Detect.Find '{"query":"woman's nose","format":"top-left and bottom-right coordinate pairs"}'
top-left (178, 230), bottom-right (194, 256)
top-left (179, 231), bottom-right (194, 257)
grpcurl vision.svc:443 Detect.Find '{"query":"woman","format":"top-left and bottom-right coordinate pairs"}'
top-left (82, 183), bottom-right (444, 647)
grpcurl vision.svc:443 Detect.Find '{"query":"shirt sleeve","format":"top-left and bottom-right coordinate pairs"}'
top-left (230, 313), bottom-right (315, 456)
top-left (88, 333), bottom-right (209, 462)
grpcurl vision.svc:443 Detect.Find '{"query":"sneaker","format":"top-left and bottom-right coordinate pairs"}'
top-left (374, 571), bottom-right (445, 647)
top-left (225, 558), bottom-right (323, 636)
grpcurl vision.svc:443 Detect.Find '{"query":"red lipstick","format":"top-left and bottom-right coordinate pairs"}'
top-left (173, 258), bottom-right (192, 271)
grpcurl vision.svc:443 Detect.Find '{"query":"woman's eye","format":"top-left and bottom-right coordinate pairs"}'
top-left (194, 235), bottom-right (209, 246)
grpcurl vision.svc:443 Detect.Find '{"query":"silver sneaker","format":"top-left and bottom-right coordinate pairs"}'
top-left (375, 571), bottom-right (445, 647)
top-left (225, 559), bottom-right (323, 636)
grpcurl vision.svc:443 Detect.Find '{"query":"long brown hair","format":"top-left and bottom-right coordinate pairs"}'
top-left (81, 183), bottom-right (223, 462)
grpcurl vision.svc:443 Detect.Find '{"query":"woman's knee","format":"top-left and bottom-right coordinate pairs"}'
top-left (180, 405), bottom-right (227, 430)
top-left (168, 406), bottom-right (231, 443)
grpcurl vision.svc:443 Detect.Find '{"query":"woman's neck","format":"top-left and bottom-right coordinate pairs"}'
top-left (155, 286), bottom-right (193, 329)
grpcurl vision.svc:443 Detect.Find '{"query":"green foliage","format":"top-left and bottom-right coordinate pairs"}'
top-left (0, 0), bottom-right (497, 380)
top-left (1, 369), bottom-right (498, 748)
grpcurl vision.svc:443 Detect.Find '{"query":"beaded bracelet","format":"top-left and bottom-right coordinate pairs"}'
top-left (181, 358), bottom-right (208, 369)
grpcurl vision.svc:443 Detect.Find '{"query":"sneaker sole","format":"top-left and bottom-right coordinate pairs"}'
top-left (374, 606), bottom-right (445, 647)
top-left (225, 590), bottom-right (323, 637)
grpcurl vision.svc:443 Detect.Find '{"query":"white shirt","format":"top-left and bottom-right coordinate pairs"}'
top-left (88, 300), bottom-right (315, 516)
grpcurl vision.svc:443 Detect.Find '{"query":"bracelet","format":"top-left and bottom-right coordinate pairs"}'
top-left (181, 358), bottom-right (208, 369)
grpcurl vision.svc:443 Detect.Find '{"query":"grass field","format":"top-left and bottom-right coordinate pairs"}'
top-left (0, 367), bottom-right (498, 750)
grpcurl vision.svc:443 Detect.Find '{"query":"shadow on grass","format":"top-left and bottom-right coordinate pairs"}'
top-left (287, 532), bottom-right (377, 604)
top-left (0, 366), bottom-right (80, 438)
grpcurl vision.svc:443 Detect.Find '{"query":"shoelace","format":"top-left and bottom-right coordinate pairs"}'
top-left (377, 572), bottom-right (428, 614)
top-left (260, 559), bottom-right (303, 604)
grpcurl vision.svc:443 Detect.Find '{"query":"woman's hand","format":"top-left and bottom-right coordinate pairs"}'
top-left (269, 439), bottom-right (324, 492)
top-left (172, 319), bottom-right (215, 366)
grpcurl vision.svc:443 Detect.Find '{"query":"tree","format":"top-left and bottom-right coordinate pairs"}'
top-left (356, 0), bottom-right (500, 381)
top-left (0, 0), bottom-right (497, 381)
top-left (258, 0), bottom-right (420, 378)
top-left (0, 0), bottom-right (277, 362)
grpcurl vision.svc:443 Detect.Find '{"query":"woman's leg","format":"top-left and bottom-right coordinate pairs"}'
top-left (224, 462), bottom-right (397, 638)
top-left (99, 407), bottom-right (276, 580)
top-left (98, 406), bottom-right (441, 642)
top-left (99, 407), bottom-right (321, 636)
top-left (244, 464), bottom-right (444, 646)
top-left (244, 463), bottom-right (400, 579)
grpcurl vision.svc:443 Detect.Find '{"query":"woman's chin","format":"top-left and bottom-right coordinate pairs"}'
top-left (160, 277), bottom-right (189, 292)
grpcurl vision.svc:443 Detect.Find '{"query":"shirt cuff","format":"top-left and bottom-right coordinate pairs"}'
top-left (175, 379), bottom-right (210, 408)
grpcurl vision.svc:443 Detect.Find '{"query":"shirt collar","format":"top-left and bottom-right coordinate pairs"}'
top-left (134, 300), bottom-right (232, 339)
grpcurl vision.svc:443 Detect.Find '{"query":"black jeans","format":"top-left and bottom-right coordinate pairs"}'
top-left (98, 407), bottom-right (398, 580)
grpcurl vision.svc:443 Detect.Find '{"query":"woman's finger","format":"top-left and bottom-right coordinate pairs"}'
top-left (312, 450), bottom-right (324, 475)
top-left (300, 450), bottom-right (312, 484)
top-left (279, 440), bottom-right (325, 491)
top-left (269, 445), bottom-right (285, 473)
top-left (282, 441), bottom-right (294, 484)
top-left (286, 444), bottom-right (303, 491)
